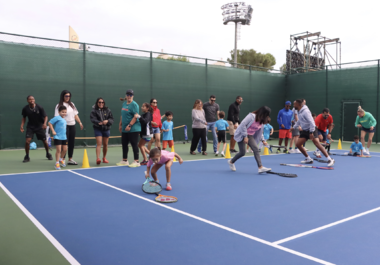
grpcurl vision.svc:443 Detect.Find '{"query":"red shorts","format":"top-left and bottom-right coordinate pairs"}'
top-left (162, 140), bottom-right (174, 149)
top-left (279, 129), bottom-right (292, 139)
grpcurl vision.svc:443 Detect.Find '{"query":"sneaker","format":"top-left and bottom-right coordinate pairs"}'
top-left (283, 149), bottom-right (289, 154)
top-left (128, 161), bottom-right (141, 168)
top-left (327, 158), bottom-right (335, 167)
top-left (140, 160), bottom-right (148, 166)
top-left (23, 155), bottom-right (30, 163)
top-left (190, 151), bottom-right (196, 155)
top-left (68, 159), bottom-right (78, 165)
top-left (258, 166), bottom-right (272, 173)
top-left (301, 158), bottom-right (313, 164)
top-left (363, 149), bottom-right (369, 155)
top-left (55, 162), bottom-right (61, 170)
top-left (116, 160), bottom-right (129, 166)
top-left (231, 149), bottom-right (238, 153)
top-left (221, 152), bottom-right (225, 157)
top-left (313, 151), bottom-right (322, 158)
top-left (276, 149), bottom-right (281, 154)
top-left (304, 148), bottom-right (309, 151)
top-left (228, 160), bottom-right (236, 171)
top-left (96, 158), bottom-right (101, 165)
top-left (166, 184), bottom-right (172, 191)
top-left (250, 150), bottom-right (254, 153)
top-left (202, 151), bottom-right (207, 156)
top-left (215, 152), bottom-right (219, 156)
top-left (246, 150), bottom-right (249, 153)
top-left (288, 149), bottom-right (295, 154)
top-left (296, 149), bottom-right (302, 153)
top-left (103, 158), bottom-right (109, 163)
top-left (46, 153), bottom-right (53, 160)
top-left (60, 160), bottom-right (66, 168)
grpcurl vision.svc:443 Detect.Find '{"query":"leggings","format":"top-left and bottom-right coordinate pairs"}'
top-left (122, 132), bottom-right (140, 160)
top-left (65, 125), bottom-right (76, 159)
top-left (191, 128), bottom-right (207, 152)
top-left (231, 135), bottom-right (262, 168)
top-left (325, 144), bottom-right (330, 152)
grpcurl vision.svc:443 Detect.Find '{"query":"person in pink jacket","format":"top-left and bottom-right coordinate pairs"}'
top-left (147, 98), bottom-right (165, 150)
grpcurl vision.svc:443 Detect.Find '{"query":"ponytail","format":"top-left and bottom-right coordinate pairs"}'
top-left (358, 106), bottom-right (365, 113)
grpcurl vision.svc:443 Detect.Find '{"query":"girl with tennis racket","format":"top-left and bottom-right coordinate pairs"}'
top-left (145, 147), bottom-right (183, 191)
top-left (228, 106), bottom-right (272, 174)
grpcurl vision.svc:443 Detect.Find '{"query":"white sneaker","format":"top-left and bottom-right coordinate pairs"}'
top-left (288, 149), bottom-right (295, 154)
top-left (246, 150), bottom-right (250, 153)
top-left (228, 160), bottom-right (236, 171)
top-left (129, 161), bottom-right (141, 168)
top-left (116, 160), bottom-right (129, 166)
top-left (258, 166), bottom-right (271, 173)
top-left (215, 152), bottom-right (219, 156)
top-left (304, 148), bottom-right (309, 151)
top-left (67, 159), bottom-right (78, 165)
top-left (367, 151), bottom-right (370, 155)
top-left (313, 151), bottom-right (321, 158)
top-left (363, 149), bottom-right (369, 155)
top-left (327, 158), bottom-right (335, 166)
top-left (301, 158), bottom-right (313, 164)
top-left (296, 149), bottom-right (302, 153)
top-left (221, 152), bottom-right (225, 157)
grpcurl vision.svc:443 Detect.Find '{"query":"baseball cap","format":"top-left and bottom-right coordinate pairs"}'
top-left (126, 89), bottom-right (134, 95)
top-left (285, 101), bottom-right (291, 105)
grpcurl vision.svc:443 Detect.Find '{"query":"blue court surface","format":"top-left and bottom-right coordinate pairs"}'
top-left (1, 150), bottom-right (380, 265)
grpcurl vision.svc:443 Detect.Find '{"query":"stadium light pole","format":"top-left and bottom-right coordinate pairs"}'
top-left (221, 2), bottom-right (253, 68)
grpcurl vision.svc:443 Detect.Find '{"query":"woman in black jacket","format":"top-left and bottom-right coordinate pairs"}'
top-left (134, 102), bottom-right (153, 165)
top-left (90, 97), bottom-right (114, 164)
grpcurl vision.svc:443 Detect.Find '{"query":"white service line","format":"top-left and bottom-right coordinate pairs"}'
top-left (273, 205), bottom-right (380, 245)
top-left (0, 182), bottom-right (80, 265)
top-left (68, 170), bottom-right (334, 265)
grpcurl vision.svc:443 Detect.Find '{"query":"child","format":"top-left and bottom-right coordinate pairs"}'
top-left (215, 111), bottom-right (229, 157)
top-left (259, 117), bottom-right (274, 151)
top-left (349, 135), bottom-right (364, 156)
top-left (135, 103), bottom-right (153, 165)
top-left (324, 125), bottom-right (334, 154)
top-left (161, 111), bottom-right (174, 150)
top-left (48, 106), bottom-right (68, 170)
top-left (145, 147), bottom-right (183, 191)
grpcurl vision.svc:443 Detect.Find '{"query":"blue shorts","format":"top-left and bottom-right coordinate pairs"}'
top-left (318, 129), bottom-right (327, 141)
top-left (94, 128), bottom-right (110, 138)
top-left (152, 127), bottom-right (160, 134)
top-left (362, 126), bottom-right (376, 133)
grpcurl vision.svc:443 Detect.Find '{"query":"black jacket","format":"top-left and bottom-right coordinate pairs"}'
top-left (227, 101), bottom-right (241, 124)
top-left (140, 112), bottom-right (153, 136)
top-left (90, 106), bottom-right (114, 131)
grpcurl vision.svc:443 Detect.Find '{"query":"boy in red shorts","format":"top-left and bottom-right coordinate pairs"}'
top-left (161, 111), bottom-right (174, 150)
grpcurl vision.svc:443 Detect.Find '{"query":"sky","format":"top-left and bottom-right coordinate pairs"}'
top-left (0, 0), bottom-right (379, 69)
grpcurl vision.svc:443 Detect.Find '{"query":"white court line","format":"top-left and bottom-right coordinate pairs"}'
top-left (273, 206), bottom-right (380, 245)
top-left (0, 182), bottom-right (80, 265)
top-left (68, 170), bottom-right (334, 265)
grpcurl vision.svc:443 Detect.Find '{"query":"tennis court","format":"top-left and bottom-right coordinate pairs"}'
top-left (1, 149), bottom-right (380, 265)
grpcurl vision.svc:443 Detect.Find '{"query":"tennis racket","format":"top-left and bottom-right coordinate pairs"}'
top-left (142, 172), bottom-right (162, 195)
top-left (267, 171), bottom-right (297, 178)
top-left (280, 163), bottom-right (334, 170)
top-left (155, 194), bottom-right (178, 203)
top-left (330, 153), bottom-right (371, 158)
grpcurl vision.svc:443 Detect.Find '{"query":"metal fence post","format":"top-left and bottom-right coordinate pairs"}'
top-left (377, 60), bottom-right (379, 143)
top-left (325, 65), bottom-right (328, 108)
top-left (83, 43), bottom-right (87, 142)
top-left (150, 52), bottom-right (153, 99)
top-left (205, 59), bottom-right (208, 98)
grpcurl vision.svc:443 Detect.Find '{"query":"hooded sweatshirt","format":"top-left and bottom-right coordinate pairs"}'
top-left (152, 106), bottom-right (162, 128)
top-left (293, 105), bottom-right (315, 132)
top-left (277, 108), bottom-right (293, 130)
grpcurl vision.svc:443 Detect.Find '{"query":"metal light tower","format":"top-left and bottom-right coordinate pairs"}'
top-left (221, 2), bottom-right (253, 67)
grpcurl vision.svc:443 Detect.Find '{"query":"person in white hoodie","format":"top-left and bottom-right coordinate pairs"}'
top-left (227, 106), bottom-right (272, 174)
top-left (291, 99), bottom-right (335, 166)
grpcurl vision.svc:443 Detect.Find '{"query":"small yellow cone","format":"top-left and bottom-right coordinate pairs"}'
top-left (82, 149), bottom-right (90, 168)
top-left (263, 147), bottom-right (270, 155)
top-left (337, 139), bottom-right (342, 150)
top-left (171, 145), bottom-right (177, 162)
top-left (225, 144), bottom-right (231, 159)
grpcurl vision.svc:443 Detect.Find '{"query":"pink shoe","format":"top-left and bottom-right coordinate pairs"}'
top-left (166, 184), bottom-right (172, 191)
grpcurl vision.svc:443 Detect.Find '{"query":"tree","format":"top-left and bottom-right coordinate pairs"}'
top-left (280, 63), bottom-right (287, 74)
top-left (227, 49), bottom-right (276, 71)
top-left (156, 55), bottom-right (190, 62)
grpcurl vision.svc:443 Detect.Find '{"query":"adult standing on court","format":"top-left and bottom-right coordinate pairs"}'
top-left (118, 89), bottom-right (141, 167)
top-left (277, 101), bottom-right (293, 153)
top-left (90, 97), bottom-right (114, 165)
top-left (190, 99), bottom-right (208, 155)
top-left (314, 108), bottom-right (333, 157)
top-left (55, 90), bottom-right (83, 165)
top-left (20, 95), bottom-right (53, 162)
top-left (289, 100), bottom-right (301, 154)
top-left (291, 99), bottom-right (335, 166)
top-left (147, 98), bottom-right (164, 150)
top-left (227, 96), bottom-right (243, 153)
top-left (227, 106), bottom-right (272, 174)
top-left (197, 95), bottom-right (220, 154)
top-left (355, 106), bottom-right (377, 155)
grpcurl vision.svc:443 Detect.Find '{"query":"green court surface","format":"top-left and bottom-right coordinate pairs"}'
top-left (0, 139), bottom-right (379, 265)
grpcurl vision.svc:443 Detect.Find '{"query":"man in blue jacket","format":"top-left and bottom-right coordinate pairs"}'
top-left (277, 101), bottom-right (293, 153)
